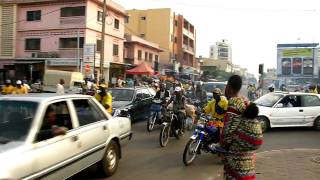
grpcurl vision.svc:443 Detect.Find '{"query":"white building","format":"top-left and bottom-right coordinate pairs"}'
top-left (209, 39), bottom-right (232, 61)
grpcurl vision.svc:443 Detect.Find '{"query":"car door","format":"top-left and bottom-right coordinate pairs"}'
top-left (300, 95), bottom-right (320, 126)
top-left (70, 98), bottom-right (109, 167)
top-left (271, 95), bottom-right (304, 126)
top-left (31, 100), bottom-right (81, 180)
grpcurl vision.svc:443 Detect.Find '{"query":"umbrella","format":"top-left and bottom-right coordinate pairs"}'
top-left (126, 63), bottom-right (154, 75)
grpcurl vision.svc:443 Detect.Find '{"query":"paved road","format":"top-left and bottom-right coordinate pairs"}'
top-left (72, 120), bottom-right (320, 180)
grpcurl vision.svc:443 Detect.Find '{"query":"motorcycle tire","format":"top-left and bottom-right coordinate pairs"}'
top-left (183, 139), bottom-right (199, 166)
top-left (159, 124), bottom-right (170, 147)
top-left (147, 113), bottom-right (157, 132)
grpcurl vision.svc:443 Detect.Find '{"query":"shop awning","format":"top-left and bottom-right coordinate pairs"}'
top-left (126, 63), bottom-right (154, 75)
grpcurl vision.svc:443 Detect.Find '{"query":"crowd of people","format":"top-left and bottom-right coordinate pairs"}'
top-left (1, 79), bottom-right (30, 95)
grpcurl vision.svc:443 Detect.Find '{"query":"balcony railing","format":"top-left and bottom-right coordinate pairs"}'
top-left (58, 49), bottom-right (83, 58)
top-left (60, 16), bottom-right (85, 24)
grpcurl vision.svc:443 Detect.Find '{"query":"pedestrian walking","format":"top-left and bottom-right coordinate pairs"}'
top-left (56, 79), bottom-right (65, 95)
top-left (13, 80), bottom-right (28, 94)
top-left (221, 75), bottom-right (263, 180)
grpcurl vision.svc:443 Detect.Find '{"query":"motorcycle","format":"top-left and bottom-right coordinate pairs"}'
top-left (159, 109), bottom-right (184, 147)
top-left (147, 99), bottom-right (164, 132)
top-left (183, 114), bottom-right (222, 166)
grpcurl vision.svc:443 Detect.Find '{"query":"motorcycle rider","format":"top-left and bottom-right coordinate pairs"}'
top-left (167, 86), bottom-right (186, 135)
top-left (204, 88), bottom-right (228, 144)
top-left (154, 83), bottom-right (170, 101)
top-left (94, 84), bottom-right (112, 114)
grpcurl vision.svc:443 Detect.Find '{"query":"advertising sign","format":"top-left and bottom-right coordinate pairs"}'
top-left (282, 48), bottom-right (313, 57)
top-left (83, 44), bottom-right (96, 63)
top-left (292, 58), bottom-right (302, 74)
top-left (281, 58), bottom-right (291, 75)
top-left (303, 57), bottom-right (313, 75)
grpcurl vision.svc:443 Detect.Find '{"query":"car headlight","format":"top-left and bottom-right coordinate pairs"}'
top-left (113, 109), bottom-right (122, 117)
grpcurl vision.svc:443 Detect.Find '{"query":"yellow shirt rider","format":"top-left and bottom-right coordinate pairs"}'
top-left (13, 80), bottom-right (28, 95)
top-left (204, 88), bottom-right (228, 128)
top-left (95, 84), bottom-right (112, 113)
top-left (1, 80), bottom-right (14, 95)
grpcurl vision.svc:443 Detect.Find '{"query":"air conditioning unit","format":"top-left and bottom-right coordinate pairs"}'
top-left (31, 52), bottom-right (38, 58)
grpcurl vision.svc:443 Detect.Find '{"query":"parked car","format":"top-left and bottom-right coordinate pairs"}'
top-left (202, 82), bottom-right (227, 100)
top-left (255, 92), bottom-right (320, 132)
top-left (110, 87), bottom-right (156, 122)
top-left (0, 94), bottom-right (131, 179)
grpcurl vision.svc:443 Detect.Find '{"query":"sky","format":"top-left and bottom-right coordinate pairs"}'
top-left (114, 0), bottom-right (320, 76)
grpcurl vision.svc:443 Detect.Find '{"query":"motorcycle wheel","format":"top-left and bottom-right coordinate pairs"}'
top-left (183, 139), bottom-right (199, 166)
top-left (147, 113), bottom-right (156, 132)
top-left (159, 124), bottom-right (170, 147)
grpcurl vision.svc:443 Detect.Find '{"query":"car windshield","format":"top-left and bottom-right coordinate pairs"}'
top-left (203, 83), bottom-right (226, 92)
top-left (255, 94), bottom-right (284, 107)
top-left (0, 101), bottom-right (38, 142)
top-left (110, 89), bottom-right (134, 101)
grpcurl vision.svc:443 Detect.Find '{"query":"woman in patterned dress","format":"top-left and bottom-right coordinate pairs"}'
top-left (221, 75), bottom-right (263, 180)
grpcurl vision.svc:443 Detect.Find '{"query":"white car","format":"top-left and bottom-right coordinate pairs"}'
top-left (255, 92), bottom-right (320, 132)
top-left (0, 94), bottom-right (131, 179)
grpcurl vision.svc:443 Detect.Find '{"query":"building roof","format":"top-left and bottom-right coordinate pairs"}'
top-left (277, 43), bottom-right (319, 48)
top-left (124, 34), bottom-right (163, 52)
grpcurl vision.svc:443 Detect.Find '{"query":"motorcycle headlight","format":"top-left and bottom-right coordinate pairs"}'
top-left (113, 109), bottom-right (122, 117)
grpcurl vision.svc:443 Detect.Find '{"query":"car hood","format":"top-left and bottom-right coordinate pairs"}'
top-left (0, 141), bottom-right (24, 154)
top-left (113, 101), bottom-right (131, 109)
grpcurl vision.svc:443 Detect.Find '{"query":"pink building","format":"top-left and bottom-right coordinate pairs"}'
top-left (124, 34), bottom-right (162, 70)
top-left (10, 0), bottom-right (126, 82)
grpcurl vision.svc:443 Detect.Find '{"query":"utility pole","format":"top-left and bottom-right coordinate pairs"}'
top-left (77, 29), bottom-right (81, 72)
top-left (100, 0), bottom-right (107, 82)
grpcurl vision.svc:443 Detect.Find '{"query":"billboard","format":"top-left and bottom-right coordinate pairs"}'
top-left (277, 47), bottom-right (317, 77)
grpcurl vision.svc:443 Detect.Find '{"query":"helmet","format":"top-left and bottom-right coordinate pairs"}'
top-left (99, 84), bottom-right (107, 88)
top-left (16, 80), bottom-right (22, 85)
top-left (175, 86), bottom-right (182, 92)
top-left (5, 80), bottom-right (11, 84)
top-left (212, 88), bottom-right (222, 95)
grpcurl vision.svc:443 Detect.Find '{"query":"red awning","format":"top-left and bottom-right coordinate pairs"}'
top-left (126, 63), bottom-right (154, 75)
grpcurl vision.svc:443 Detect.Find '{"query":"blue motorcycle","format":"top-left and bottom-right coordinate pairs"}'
top-left (183, 115), bottom-right (223, 166)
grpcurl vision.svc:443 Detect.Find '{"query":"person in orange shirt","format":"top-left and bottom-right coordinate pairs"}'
top-left (13, 80), bottom-right (28, 94)
top-left (1, 80), bottom-right (14, 95)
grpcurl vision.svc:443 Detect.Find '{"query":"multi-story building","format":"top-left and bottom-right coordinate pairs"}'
top-left (209, 39), bottom-right (232, 61)
top-left (124, 33), bottom-right (162, 68)
top-left (125, 8), bottom-right (196, 74)
top-left (3, 0), bottom-right (127, 83)
top-left (0, 4), bottom-right (17, 83)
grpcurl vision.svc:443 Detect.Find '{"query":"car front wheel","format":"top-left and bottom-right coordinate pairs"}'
top-left (98, 140), bottom-right (120, 177)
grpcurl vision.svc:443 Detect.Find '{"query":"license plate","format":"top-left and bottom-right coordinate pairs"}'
top-left (190, 135), bottom-right (197, 140)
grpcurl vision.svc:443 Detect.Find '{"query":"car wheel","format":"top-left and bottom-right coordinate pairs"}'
top-left (314, 117), bottom-right (320, 130)
top-left (98, 140), bottom-right (120, 177)
top-left (258, 116), bottom-right (270, 133)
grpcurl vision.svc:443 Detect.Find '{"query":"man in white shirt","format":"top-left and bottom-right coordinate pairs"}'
top-left (56, 79), bottom-right (65, 95)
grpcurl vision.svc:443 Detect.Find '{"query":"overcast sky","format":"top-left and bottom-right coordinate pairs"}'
top-left (114, 0), bottom-right (320, 76)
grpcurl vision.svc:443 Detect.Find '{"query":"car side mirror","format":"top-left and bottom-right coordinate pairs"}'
top-left (275, 103), bottom-right (284, 108)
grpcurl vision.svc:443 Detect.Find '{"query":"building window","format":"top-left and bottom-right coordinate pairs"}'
top-left (125, 16), bottom-right (129, 23)
top-left (140, 34), bottom-right (145, 38)
top-left (27, 10), bottom-right (41, 21)
top-left (145, 52), bottom-right (148, 61)
top-left (174, 37), bottom-right (178, 43)
top-left (25, 38), bottom-right (40, 51)
top-left (175, 20), bottom-right (178, 26)
top-left (149, 53), bottom-right (153, 62)
top-left (113, 44), bottom-right (119, 56)
top-left (61, 6), bottom-right (85, 17)
top-left (96, 40), bottom-right (102, 52)
top-left (97, 11), bottom-right (103, 22)
top-left (140, 16), bottom-right (146, 20)
top-left (138, 50), bottom-right (142, 60)
top-left (114, 18), bottom-right (120, 29)
top-left (155, 55), bottom-right (159, 61)
top-left (59, 37), bottom-right (84, 48)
